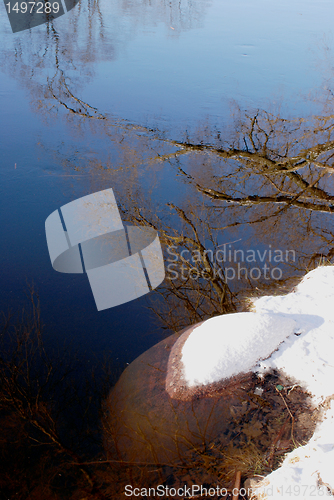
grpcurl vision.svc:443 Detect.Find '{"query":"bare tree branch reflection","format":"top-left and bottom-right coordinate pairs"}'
top-left (158, 111), bottom-right (334, 214)
top-left (108, 109), bottom-right (334, 329)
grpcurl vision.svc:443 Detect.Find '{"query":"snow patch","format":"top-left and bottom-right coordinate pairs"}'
top-left (181, 312), bottom-right (296, 387)
top-left (252, 400), bottom-right (334, 499)
top-left (252, 266), bottom-right (334, 401)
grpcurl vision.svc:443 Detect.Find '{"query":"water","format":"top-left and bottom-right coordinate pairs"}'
top-left (1, 0), bottom-right (334, 370)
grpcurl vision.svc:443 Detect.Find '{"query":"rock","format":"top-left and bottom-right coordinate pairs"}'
top-left (165, 320), bottom-right (252, 401)
top-left (103, 324), bottom-right (256, 465)
top-left (103, 319), bottom-right (314, 467)
top-left (244, 477), bottom-right (266, 498)
top-left (166, 312), bottom-right (296, 401)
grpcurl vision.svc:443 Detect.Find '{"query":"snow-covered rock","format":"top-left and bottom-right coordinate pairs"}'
top-left (168, 265), bottom-right (334, 402)
top-left (181, 312), bottom-right (296, 387)
top-left (104, 327), bottom-right (261, 464)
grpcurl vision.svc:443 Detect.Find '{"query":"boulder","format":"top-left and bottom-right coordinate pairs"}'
top-left (166, 312), bottom-right (296, 401)
top-left (104, 323), bottom-right (255, 465)
top-left (103, 314), bottom-right (313, 467)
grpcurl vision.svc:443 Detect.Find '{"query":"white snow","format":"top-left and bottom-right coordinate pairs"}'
top-left (252, 266), bottom-right (334, 401)
top-left (181, 312), bottom-right (296, 386)
top-left (252, 400), bottom-right (334, 499)
top-left (180, 265), bottom-right (334, 498)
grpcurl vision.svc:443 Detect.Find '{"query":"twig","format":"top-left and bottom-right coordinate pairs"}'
top-left (275, 388), bottom-right (299, 448)
top-left (232, 470), bottom-right (241, 500)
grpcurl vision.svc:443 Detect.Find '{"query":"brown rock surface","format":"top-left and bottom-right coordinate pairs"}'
top-left (104, 324), bottom-right (257, 465)
top-left (165, 321), bottom-right (252, 401)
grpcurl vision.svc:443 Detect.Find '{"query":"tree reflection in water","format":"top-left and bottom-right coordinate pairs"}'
top-left (63, 107), bottom-right (334, 331)
top-left (2, 2), bottom-right (334, 495)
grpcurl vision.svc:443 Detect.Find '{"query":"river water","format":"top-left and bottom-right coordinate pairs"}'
top-left (1, 0), bottom-right (334, 370)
